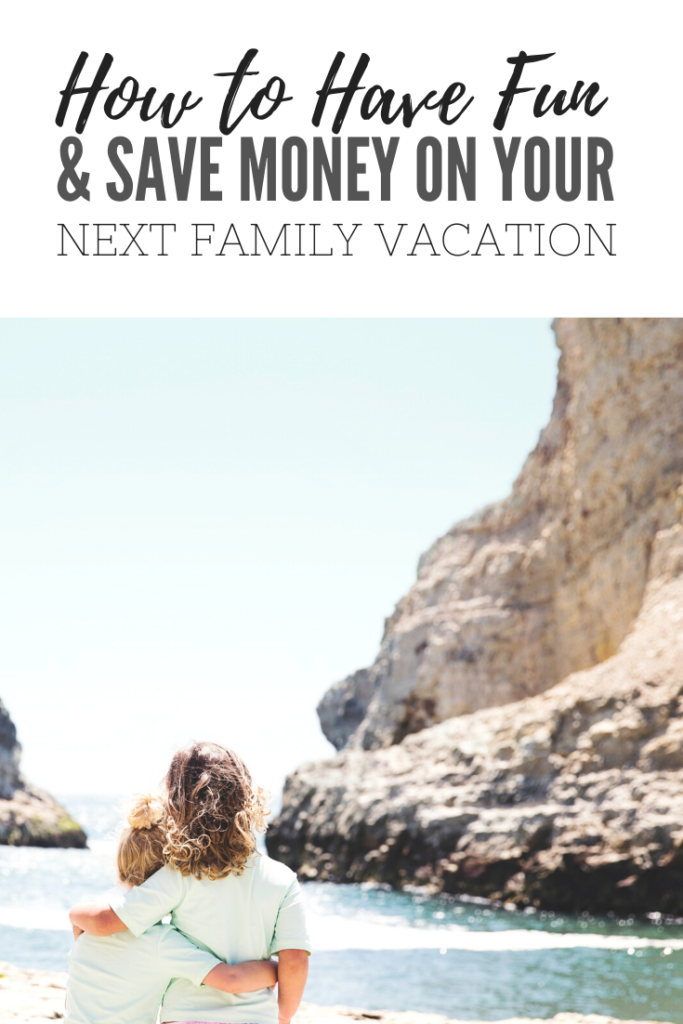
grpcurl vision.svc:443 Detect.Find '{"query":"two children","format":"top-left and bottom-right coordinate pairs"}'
top-left (66, 791), bottom-right (278, 1024)
top-left (68, 743), bottom-right (311, 1024)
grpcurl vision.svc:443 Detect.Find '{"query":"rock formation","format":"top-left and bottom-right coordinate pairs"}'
top-left (319, 319), bottom-right (683, 751)
top-left (0, 699), bottom-right (86, 848)
top-left (268, 318), bottom-right (683, 913)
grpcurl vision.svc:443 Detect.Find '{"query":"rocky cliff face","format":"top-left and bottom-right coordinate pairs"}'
top-left (0, 699), bottom-right (86, 848)
top-left (318, 318), bottom-right (683, 752)
top-left (269, 318), bottom-right (683, 913)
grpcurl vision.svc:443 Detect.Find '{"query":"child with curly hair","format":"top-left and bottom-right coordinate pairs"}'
top-left (70, 743), bottom-right (311, 1024)
top-left (66, 792), bottom-right (278, 1024)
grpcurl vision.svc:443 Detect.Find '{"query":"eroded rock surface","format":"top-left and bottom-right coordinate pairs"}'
top-left (0, 700), bottom-right (86, 848)
top-left (271, 319), bottom-right (683, 913)
top-left (319, 319), bottom-right (683, 751)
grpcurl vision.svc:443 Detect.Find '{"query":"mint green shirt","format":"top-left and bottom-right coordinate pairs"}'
top-left (110, 855), bottom-right (311, 1024)
top-left (65, 922), bottom-right (222, 1024)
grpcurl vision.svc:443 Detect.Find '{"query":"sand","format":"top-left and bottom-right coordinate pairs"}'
top-left (0, 961), bottom-right (672, 1024)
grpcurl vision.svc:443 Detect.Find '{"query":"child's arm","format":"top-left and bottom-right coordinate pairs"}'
top-left (203, 959), bottom-right (278, 993)
top-left (273, 949), bottom-right (309, 1024)
top-left (69, 901), bottom-right (128, 936)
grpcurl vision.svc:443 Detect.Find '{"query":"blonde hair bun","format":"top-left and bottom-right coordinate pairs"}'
top-left (127, 793), bottom-right (165, 831)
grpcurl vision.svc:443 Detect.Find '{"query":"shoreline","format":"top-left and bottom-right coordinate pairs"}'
top-left (0, 962), bottom-right (672, 1024)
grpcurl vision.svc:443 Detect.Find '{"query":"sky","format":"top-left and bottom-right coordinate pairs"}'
top-left (0, 318), bottom-right (557, 805)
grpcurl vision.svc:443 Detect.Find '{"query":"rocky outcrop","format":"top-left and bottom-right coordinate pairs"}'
top-left (0, 963), bottom-right (672, 1024)
top-left (0, 700), bottom-right (86, 848)
top-left (318, 319), bottom-right (683, 751)
top-left (269, 319), bottom-right (683, 913)
top-left (0, 699), bottom-right (21, 799)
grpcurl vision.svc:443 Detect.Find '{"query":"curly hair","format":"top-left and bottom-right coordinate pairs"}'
top-left (117, 793), bottom-right (167, 886)
top-left (162, 741), bottom-right (269, 880)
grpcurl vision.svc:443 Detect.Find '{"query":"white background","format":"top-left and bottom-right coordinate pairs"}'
top-left (1, 0), bottom-right (680, 316)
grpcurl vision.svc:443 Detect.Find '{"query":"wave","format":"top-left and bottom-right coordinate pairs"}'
top-left (2, 904), bottom-right (682, 955)
top-left (307, 912), bottom-right (683, 952)
top-left (0, 907), bottom-right (72, 932)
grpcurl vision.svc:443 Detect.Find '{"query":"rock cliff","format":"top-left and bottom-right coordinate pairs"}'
top-left (319, 318), bottom-right (683, 751)
top-left (0, 699), bottom-right (86, 848)
top-left (269, 318), bottom-right (683, 913)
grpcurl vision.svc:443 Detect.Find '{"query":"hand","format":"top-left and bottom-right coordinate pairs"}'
top-left (72, 924), bottom-right (84, 940)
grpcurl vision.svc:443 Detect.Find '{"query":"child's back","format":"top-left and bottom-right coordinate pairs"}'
top-left (66, 923), bottom-right (222, 1024)
top-left (66, 793), bottom-right (278, 1024)
top-left (111, 853), bottom-right (309, 1023)
top-left (70, 746), bottom-right (310, 1024)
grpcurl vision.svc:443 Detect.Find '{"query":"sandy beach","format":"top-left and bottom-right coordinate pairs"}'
top-left (0, 961), bottom-right (672, 1024)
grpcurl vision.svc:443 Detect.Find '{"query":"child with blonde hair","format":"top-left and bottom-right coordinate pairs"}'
top-left (66, 792), bottom-right (277, 1024)
top-left (71, 743), bottom-right (311, 1024)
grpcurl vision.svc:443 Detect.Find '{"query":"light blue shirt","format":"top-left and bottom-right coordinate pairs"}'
top-left (65, 922), bottom-right (222, 1024)
top-left (110, 855), bottom-right (311, 1024)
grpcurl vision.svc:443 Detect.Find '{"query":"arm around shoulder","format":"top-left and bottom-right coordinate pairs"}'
top-left (203, 959), bottom-right (278, 993)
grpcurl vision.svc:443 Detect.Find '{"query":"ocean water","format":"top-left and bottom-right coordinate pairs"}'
top-left (2, 796), bottom-right (683, 1021)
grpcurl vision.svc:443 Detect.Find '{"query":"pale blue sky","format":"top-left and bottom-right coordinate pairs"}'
top-left (0, 319), bottom-right (557, 802)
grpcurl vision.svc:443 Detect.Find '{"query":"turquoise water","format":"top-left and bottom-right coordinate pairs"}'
top-left (2, 796), bottom-right (683, 1021)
